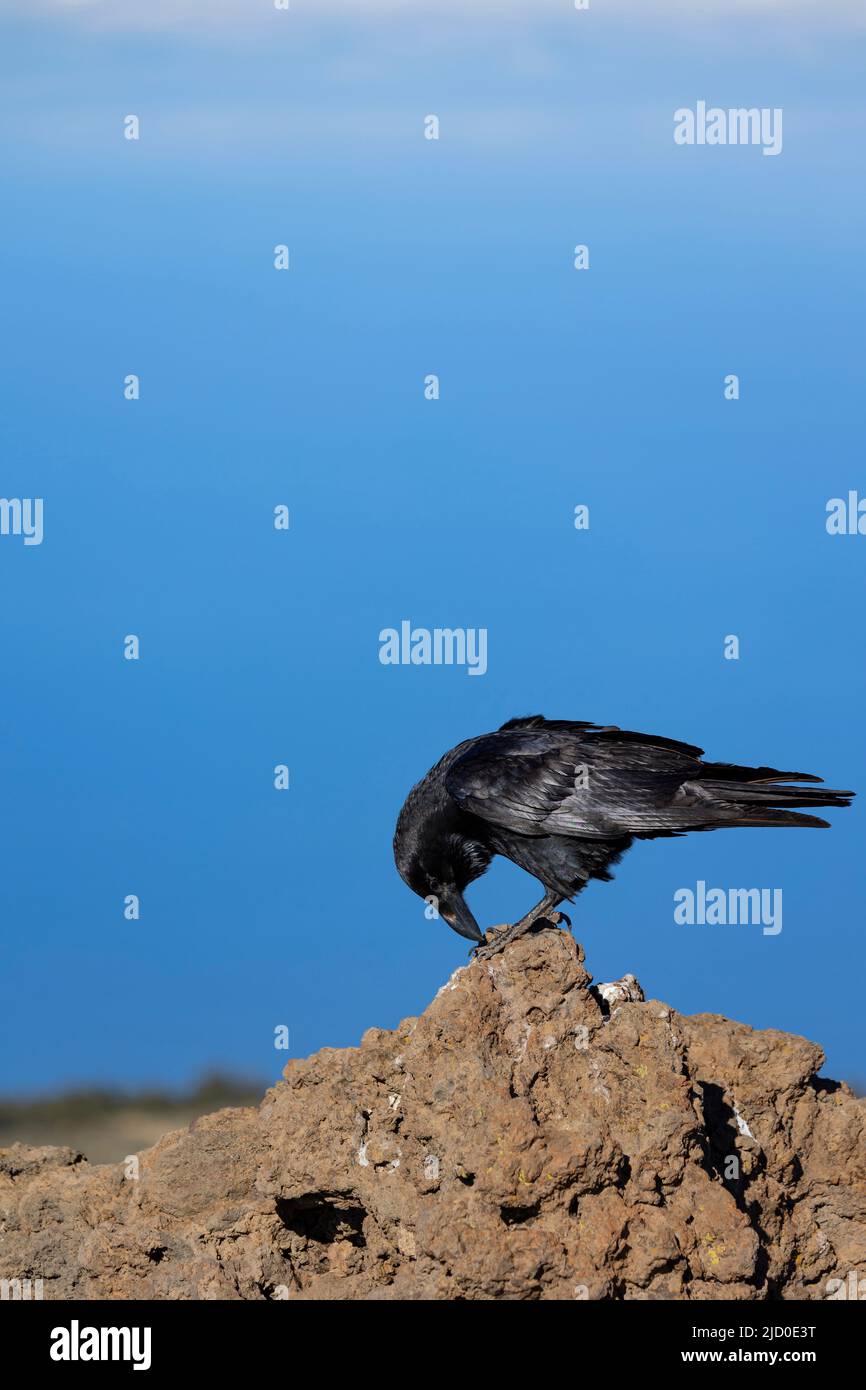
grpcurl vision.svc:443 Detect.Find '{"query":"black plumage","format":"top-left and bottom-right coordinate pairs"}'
top-left (393, 715), bottom-right (854, 954)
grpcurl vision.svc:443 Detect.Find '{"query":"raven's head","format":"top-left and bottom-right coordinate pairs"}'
top-left (393, 828), bottom-right (489, 944)
top-left (430, 884), bottom-right (483, 943)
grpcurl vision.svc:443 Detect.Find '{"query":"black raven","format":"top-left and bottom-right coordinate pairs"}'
top-left (393, 715), bottom-right (854, 958)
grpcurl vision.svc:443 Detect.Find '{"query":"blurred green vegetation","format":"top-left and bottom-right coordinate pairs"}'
top-left (0, 1072), bottom-right (269, 1163)
top-left (0, 1071), bottom-right (266, 1124)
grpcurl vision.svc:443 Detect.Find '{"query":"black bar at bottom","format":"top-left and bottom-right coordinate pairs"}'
top-left (3, 1295), bottom-right (860, 1375)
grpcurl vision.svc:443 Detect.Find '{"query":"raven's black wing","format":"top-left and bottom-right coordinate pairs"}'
top-left (444, 717), bottom-right (852, 836)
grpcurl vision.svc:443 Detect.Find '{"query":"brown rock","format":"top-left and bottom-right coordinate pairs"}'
top-left (2, 929), bottom-right (864, 1299)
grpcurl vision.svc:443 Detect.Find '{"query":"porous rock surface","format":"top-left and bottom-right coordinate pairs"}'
top-left (2, 929), bottom-right (864, 1299)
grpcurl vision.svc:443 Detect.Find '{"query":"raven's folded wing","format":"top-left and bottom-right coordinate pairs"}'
top-left (445, 721), bottom-right (851, 837)
top-left (444, 726), bottom-right (696, 837)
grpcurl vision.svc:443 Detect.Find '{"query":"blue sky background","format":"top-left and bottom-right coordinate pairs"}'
top-left (1, 0), bottom-right (864, 1095)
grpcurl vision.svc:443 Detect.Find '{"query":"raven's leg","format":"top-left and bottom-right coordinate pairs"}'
top-left (470, 890), bottom-right (566, 960)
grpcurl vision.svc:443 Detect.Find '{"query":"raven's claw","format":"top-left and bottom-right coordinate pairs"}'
top-left (469, 927), bottom-right (502, 957)
top-left (472, 912), bottom-right (570, 961)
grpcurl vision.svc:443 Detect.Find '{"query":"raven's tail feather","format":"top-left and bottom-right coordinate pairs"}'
top-left (692, 766), bottom-right (854, 829)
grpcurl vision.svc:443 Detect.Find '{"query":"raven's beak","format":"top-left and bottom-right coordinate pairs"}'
top-left (439, 891), bottom-right (483, 944)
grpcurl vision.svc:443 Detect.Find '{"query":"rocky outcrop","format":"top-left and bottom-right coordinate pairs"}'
top-left (2, 928), bottom-right (864, 1299)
